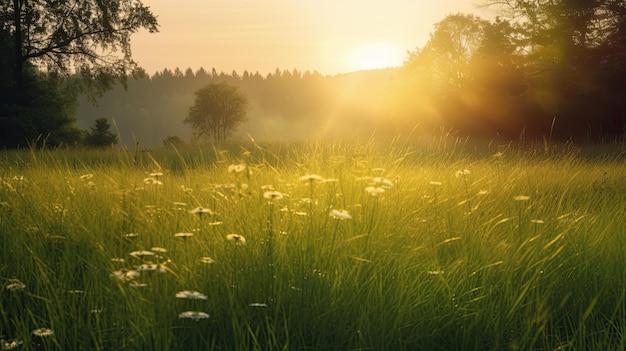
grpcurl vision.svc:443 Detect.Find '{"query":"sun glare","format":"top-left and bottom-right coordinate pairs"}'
top-left (348, 43), bottom-right (403, 71)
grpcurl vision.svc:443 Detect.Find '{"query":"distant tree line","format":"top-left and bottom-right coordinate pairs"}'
top-left (76, 66), bottom-right (348, 145)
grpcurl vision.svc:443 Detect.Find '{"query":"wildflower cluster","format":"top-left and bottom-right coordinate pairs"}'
top-left (364, 176), bottom-right (393, 196)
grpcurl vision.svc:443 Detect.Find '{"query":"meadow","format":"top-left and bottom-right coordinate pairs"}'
top-left (1, 137), bottom-right (625, 350)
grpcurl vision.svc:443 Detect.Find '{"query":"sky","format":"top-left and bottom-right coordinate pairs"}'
top-left (131, 1), bottom-right (493, 76)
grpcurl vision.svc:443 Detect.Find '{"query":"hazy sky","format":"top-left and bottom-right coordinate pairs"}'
top-left (131, 1), bottom-right (492, 76)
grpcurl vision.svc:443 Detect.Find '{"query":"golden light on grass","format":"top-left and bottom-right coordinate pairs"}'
top-left (2, 139), bottom-right (625, 350)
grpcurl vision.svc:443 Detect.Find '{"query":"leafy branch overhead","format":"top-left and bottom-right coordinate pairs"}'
top-left (0, 0), bottom-right (158, 148)
top-left (4, 0), bottom-right (158, 91)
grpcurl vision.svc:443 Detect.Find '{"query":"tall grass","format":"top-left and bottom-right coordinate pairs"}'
top-left (1, 138), bottom-right (625, 350)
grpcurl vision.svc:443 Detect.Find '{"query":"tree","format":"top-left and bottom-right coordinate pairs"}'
top-left (407, 14), bottom-right (490, 90)
top-left (481, 0), bottom-right (625, 69)
top-left (481, 0), bottom-right (626, 139)
top-left (404, 14), bottom-right (524, 93)
top-left (185, 82), bottom-right (248, 142)
top-left (0, 0), bottom-right (157, 148)
top-left (403, 14), bottom-right (529, 137)
top-left (84, 118), bottom-right (117, 148)
top-left (0, 54), bottom-right (83, 147)
top-left (2, 0), bottom-right (158, 90)
top-left (163, 135), bottom-right (185, 148)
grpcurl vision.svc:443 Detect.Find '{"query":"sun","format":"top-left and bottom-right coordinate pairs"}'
top-left (348, 43), bottom-right (404, 71)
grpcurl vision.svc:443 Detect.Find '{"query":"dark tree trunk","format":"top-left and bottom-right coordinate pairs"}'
top-left (13, 0), bottom-right (23, 87)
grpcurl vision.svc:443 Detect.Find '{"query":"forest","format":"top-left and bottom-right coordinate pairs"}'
top-left (76, 67), bottom-right (407, 146)
top-left (2, 1), bottom-right (626, 147)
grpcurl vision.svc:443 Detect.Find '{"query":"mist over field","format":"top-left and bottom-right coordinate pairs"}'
top-left (76, 68), bottom-right (409, 146)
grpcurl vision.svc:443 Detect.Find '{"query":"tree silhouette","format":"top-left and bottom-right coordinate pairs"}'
top-left (0, 0), bottom-right (158, 148)
top-left (84, 118), bottom-right (117, 148)
top-left (3, 0), bottom-right (158, 90)
top-left (185, 82), bottom-right (248, 142)
top-left (481, 0), bottom-right (626, 139)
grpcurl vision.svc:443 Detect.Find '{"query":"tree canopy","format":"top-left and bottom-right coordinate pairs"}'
top-left (401, 1), bottom-right (626, 140)
top-left (185, 82), bottom-right (249, 142)
top-left (84, 118), bottom-right (117, 148)
top-left (3, 0), bottom-right (158, 90)
top-left (0, 0), bottom-right (157, 148)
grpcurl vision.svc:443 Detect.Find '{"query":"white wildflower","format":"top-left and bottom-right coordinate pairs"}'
top-left (5, 280), bottom-right (26, 291)
top-left (365, 186), bottom-right (385, 196)
top-left (226, 234), bottom-right (246, 245)
top-left (199, 257), bottom-right (215, 264)
top-left (1, 339), bottom-right (23, 350)
top-left (455, 169), bottom-right (471, 177)
top-left (31, 328), bottom-right (54, 337)
top-left (129, 250), bottom-right (155, 258)
top-left (263, 190), bottom-right (284, 201)
top-left (178, 311), bottom-right (210, 321)
top-left (299, 174), bottom-right (324, 182)
top-left (329, 209), bottom-right (352, 220)
top-left (175, 290), bottom-right (208, 300)
top-left (228, 164), bottom-right (246, 173)
top-left (189, 207), bottom-right (216, 216)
